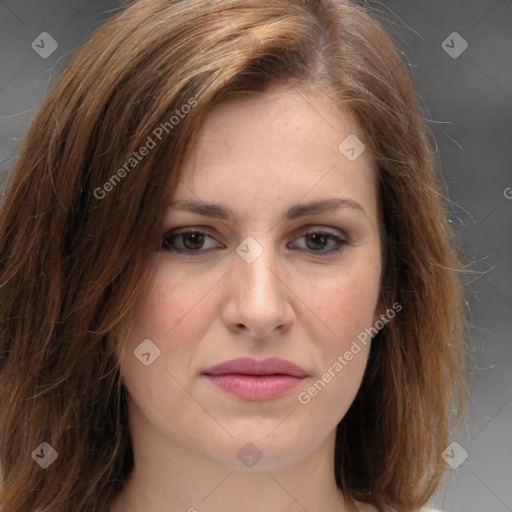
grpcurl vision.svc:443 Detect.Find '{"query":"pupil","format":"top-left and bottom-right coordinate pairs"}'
top-left (171, 232), bottom-right (329, 252)
top-left (306, 233), bottom-right (327, 250)
top-left (183, 232), bottom-right (204, 250)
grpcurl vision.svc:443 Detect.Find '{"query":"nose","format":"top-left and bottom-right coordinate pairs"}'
top-left (221, 238), bottom-right (294, 340)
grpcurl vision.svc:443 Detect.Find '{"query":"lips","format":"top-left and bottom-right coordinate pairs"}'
top-left (203, 357), bottom-right (307, 378)
top-left (202, 357), bottom-right (307, 401)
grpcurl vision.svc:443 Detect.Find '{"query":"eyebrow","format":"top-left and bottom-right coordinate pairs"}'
top-left (166, 197), bottom-right (367, 222)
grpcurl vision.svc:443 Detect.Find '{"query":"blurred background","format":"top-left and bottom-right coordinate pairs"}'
top-left (0, 1), bottom-right (511, 510)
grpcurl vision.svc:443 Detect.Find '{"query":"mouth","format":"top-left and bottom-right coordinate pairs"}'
top-left (202, 357), bottom-right (307, 401)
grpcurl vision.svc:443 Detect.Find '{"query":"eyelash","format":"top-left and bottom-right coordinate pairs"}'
top-left (161, 228), bottom-right (348, 257)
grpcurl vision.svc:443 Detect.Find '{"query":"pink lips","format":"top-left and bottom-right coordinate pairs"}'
top-left (203, 357), bottom-right (307, 401)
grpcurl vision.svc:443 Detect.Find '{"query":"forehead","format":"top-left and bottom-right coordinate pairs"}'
top-left (193, 86), bottom-right (368, 156)
top-left (168, 86), bottom-right (378, 223)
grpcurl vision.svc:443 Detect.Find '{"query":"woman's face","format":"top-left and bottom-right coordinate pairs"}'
top-left (118, 86), bottom-right (383, 472)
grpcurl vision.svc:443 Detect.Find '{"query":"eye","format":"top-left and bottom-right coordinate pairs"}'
top-left (162, 229), bottom-right (221, 254)
top-left (289, 228), bottom-right (348, 255)
top-left (162, 228), bottom-right (348, 256)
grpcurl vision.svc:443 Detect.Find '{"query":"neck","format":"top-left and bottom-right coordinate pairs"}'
top-left (109, 419), bottom-right (356, 512)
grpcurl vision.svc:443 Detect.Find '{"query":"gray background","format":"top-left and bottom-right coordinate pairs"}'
top-left (0, 1), bottom-right (511, 510)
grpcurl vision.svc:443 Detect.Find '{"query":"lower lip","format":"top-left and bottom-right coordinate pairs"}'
top-left (204, 374), bottom-right (304, 401)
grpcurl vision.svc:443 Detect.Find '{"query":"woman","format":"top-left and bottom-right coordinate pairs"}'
top-left (0, 0), bottom-right (469, 511)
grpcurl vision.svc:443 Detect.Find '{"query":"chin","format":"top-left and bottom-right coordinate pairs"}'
top-left (196, 423), bottom-right (322, 472)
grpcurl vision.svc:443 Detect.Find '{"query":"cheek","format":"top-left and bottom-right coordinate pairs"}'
top-left (117, 266), bottom-right (212, 393)
top-left (304, 254), bottom-right (382, 346)
top-left (294, 252), bottom-right (381, 411)
top-left (117, 267), bottom-right (219, 434)
top-left (127, 264), bottom-right (217, 347)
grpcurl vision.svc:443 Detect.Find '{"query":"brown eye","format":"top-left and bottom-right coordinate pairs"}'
top-left (290, 229), bottom-right (348, 255)
top-left (304, 232), bottom-right (330, 251)
top-left (162, 230), bottom-right (218, 253)
top-left (161, 228), bottom-right (347, 256)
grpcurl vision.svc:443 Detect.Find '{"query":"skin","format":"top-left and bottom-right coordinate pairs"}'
top-left (111, 85), bottom-right (385, 512)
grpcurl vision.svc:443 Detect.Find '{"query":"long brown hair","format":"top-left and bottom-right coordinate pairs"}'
top-left (0, 1), bottom-right (469, 511)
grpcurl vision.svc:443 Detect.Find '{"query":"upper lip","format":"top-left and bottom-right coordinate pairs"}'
top-left (203, 357), bottom-right (307, 378)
